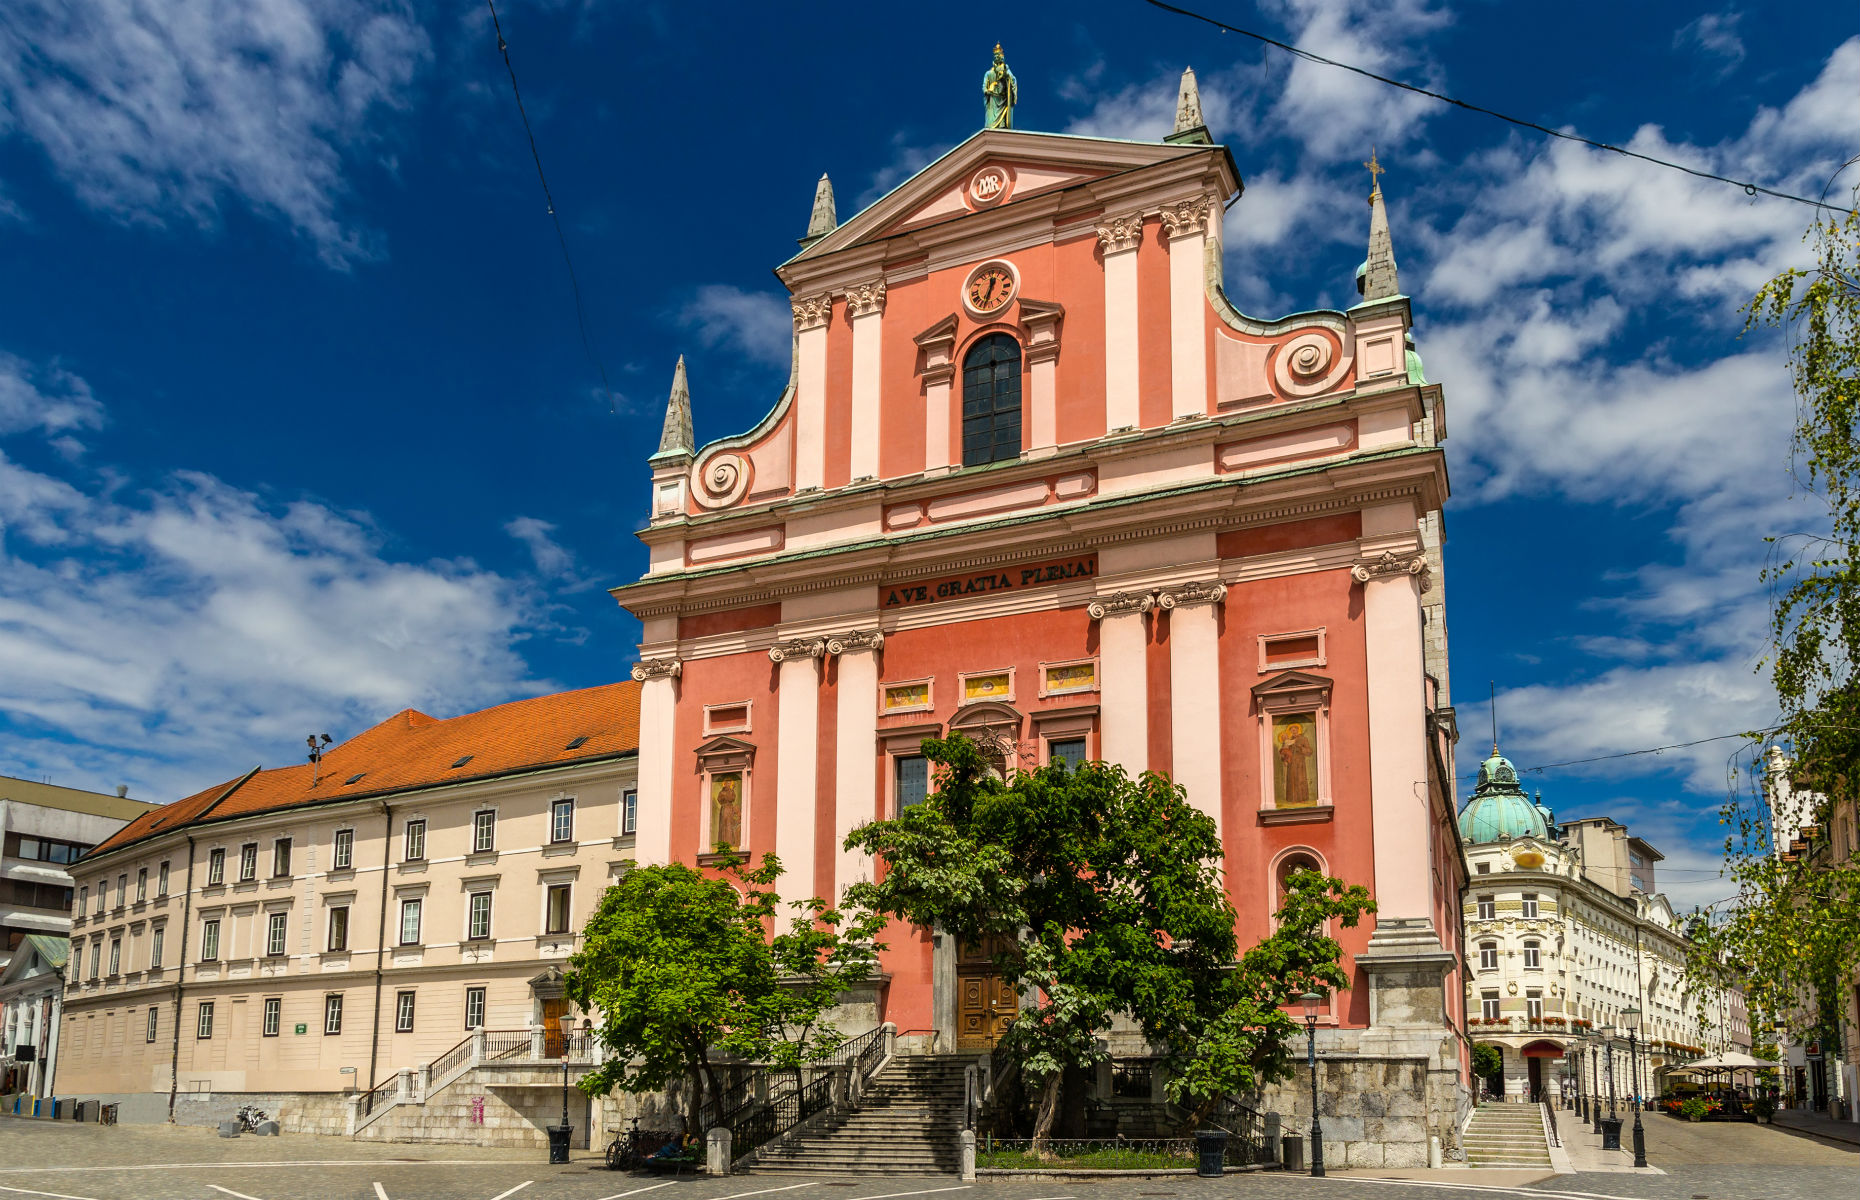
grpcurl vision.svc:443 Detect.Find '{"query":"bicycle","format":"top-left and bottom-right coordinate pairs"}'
top-left (604, 1121), bottom-right (689, 1171)
top-left (233, 1104), bottom-right (269, 1132)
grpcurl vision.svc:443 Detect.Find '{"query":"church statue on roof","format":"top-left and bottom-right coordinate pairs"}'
top-left (983, 43), bottom-right (1016, 129)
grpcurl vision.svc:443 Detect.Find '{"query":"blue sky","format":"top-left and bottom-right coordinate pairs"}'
top-left (1, 1), bottom-right (1853, 911)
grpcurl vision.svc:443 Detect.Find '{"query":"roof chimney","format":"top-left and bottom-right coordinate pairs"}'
top-left (115, 784), bottom-right (128, 798)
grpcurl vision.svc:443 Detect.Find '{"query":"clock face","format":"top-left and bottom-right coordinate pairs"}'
top-left (966, 264), bottom-right (1016, 314)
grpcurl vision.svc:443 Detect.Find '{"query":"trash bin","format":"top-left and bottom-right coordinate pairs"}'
top-left (1599, 1117), bottom-right (1622, 1151)
top-left (1196, 1128), bottom-right (1228, 1177)
top-left (547, 1123), bottom-right (573, 1164)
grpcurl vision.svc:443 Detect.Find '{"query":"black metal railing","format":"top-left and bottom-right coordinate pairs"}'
top-left (732, 1069), bottom-right (833, 1159)
top-left (1111, 1057), bottom-right (1156, 1098)
top-left (1542, 1098), bottom-right (1561, 1147)
top-left (1208, 1095), bottom-right (1272, 1165)
top-left (977, 1135), bottom-right (1261, 1170)
top-left (429, 1035), bottom-right (474, 1082)
top-left (823, 1025), bottom-right (887, 1079)
top-left (359, 1074), bottom-right (397, 1116)
top-left (485, 1030), bottom-right (533, 1060)
top-left (696, 1064), bottom-right (759, 1133)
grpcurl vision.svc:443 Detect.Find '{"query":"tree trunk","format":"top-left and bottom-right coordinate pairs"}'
top-left (1031, 1072), bottom-right (1061, 1157)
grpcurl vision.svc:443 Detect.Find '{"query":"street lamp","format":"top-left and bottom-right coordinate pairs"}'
top-left (1622, 1006), bottom-right (1647, 1168)
top-left (1600, 1024), bottom-right (1617, 1120)
top-left (1300, 991), bottom-right (1325, 1178)
top-left (1589, 1041), bottom-right (1602, 1133)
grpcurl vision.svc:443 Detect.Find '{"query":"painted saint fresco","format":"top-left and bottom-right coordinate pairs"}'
top-left (1272, 714), bottom-right (1318, 808)
top-left (710, 772), bottom-right (743, 848)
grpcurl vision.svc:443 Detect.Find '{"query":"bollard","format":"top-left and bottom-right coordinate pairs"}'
top-left (960, 1129), bottom-right (976, 1183)
top-left (1428, 1135), bottom-right (1442, 1168)
top-left (707, 1127), bottom-right (732, 1176)
top-left (1264, 1113), bottom-right (1282, 1163)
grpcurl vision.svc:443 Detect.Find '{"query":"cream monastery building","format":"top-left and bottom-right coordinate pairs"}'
top-left (1458, 749), bottom-right (1736, 1103)
top-left (57, 684), bottom-right (639, 1141)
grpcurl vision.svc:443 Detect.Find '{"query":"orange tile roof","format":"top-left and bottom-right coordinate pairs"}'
top-left (90, 681), bottom-right (641, 859)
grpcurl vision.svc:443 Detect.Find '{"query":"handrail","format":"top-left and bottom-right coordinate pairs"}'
top-left (1541, 1099), bottom-right (1561, 1148)
top-left (428, 1035), bottom-right (475, 1082)
top-left (358, 1073), bottom-right (397, 1116)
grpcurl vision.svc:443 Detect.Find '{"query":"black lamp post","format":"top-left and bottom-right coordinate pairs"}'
top-left (1622, 1007), bottom-right (1647, 1168)
top-left (1602, 1025), bottom-right (1617, 1120)
top-left (1590, 1042), bottom-right (1602, 1133)
top-left (1300, 991), bottom-right (1325, 1177)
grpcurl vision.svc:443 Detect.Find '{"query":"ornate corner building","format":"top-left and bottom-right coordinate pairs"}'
top-left (614, 76), bottom-right (1470, 1166)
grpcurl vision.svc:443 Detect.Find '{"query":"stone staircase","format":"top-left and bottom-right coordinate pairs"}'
top-left (745, 1055), bottom-right (968, 1176)
top-left (1462, 1102), bottom-right (1552, 1168)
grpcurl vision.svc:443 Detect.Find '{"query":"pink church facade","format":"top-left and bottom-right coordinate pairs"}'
top-left (616, 100), bottom-right (1470, 1161)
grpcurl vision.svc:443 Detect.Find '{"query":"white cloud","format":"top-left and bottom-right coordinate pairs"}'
top-left (0, 0), bottom-right (432, 267)
top-left (0, 356), bottom-right (555, 803)
top-left (1674, 12), bottom-right (1746, 78)
top-left (0, 353), bottom-right (105, 439)
top-left (679, 285), bottom-right (793, 370)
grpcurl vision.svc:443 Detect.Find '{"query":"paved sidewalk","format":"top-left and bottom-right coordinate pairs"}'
top-left (1769, 1106), bottom-right (1860, 1148)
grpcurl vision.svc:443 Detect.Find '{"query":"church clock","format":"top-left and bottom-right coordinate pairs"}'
top-left (963, 261), bottom-right (1017, 316)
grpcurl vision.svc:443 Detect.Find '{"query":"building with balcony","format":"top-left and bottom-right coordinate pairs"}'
top-left (1458, 749), bottom-right (1734, 1104)
top-left (54, 682), bottom-right (640, 1144)
top-left (1, 775), bottom-right (156, 1101)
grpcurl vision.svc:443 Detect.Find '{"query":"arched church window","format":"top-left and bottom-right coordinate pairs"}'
top-left (961, 334), bottom-right (1022, 466)
top-left (1276, 852), bottom-right (1321, 903)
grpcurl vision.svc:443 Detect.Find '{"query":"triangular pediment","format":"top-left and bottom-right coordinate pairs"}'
top-left (788, 129), bottom-right (1220, 264)
top-left (1252, 669), bottom-right (1334, 701)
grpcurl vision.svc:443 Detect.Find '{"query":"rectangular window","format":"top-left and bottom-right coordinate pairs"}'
top-left (239, 843), bottom-right (257, 882)
top-left (545, 885), bottom-right (571, 935)
top-left (1482, 993), bottom-right (1501, 1021)
top-left (146, 1007), bottom-right (158, 1043)
top-left (207, 848), bottom-right (225, 886)
top-left (95, 884), bottom-right (105, 913)
top-left (1476, 862), bottom-right (1490, 874)
top-left (323, 994), bottom-right (343, 1035)
top-left (895, 755), bottom-right (928, 812)
top-left (116, 874), bottom-right (126, 907)
top-left (1476, 895), bottom-right (1495, 920)
top-left (622, 791), bottom-right (638, 836)
top-left (17, 835), bottom-right (39, 860)
top-left (158, 861), bottom-right (170, 896)
top-left (1524, 941), bottom-right (1541, 969)
top-left (465, 986), bottom-right (486, 1030)
top-left (468, 892), bottom-right (493, 941)
top-left (262, 998), bottom-right (281, 1037)
top-left (403, 820), bottom-right (426, 862)
top-left (1521, 893), bottom-right (1539, 919)
top-left (395, 991), bottom-right (416, 1033)
top-left (108, 938), bottom-right (121, 976)
top-left (272, 839), bottom-right (292, 878)
top-left (1527, 993), bottom-right (1544, 1020)
top-left (1049, 737), bottom-right (1088, 770)
top-left (1479, 943), bottom-right (1498, 971)
top-left (88, 941), bottom-right (100, 980)
top-left (328, 906), bottom-right (350, 952)
top-left (151, 927), bottom-right (164, 968)
top-left (78, 886), bottom-right (87, 913)
top-left (550, 799), bottom-right (575, 844)
top-left (333, 829), bottom-right (353, 870)
top-left (197, 1002), bottom-right (215, 1039)
top-left (473, 810), bottom-right (496, 854)
top-left (200, 918), bottom-right (220, 961)
top-left (136, 868), bottom-right (147, 901)
top-left (266, 912), bottom-right (288, 957)
top-left (399, 898), bottom-right (422, 946)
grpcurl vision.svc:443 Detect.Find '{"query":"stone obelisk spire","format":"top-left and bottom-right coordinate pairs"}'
top-left (800, 174), bottom-right (837, 247)
top-left (653, 355), bottom-right (694, 463)
top-left (1165, 66), bottom-right (1212, 144)
top-left (1359, 149), bottom-right (1401, 301)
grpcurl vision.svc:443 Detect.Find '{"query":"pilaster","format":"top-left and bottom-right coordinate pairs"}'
top-left (847, 281), bottom-right (886, 482)
top-left (1355, 548), bottom-right (1433, 923)
top-left (1097, 213), bottom-right (1143, 433)
top-left (830, 630), bottom-right (883, 898)
top-left (627, 659), bottom-right (681, 866)
top-left (914, 316), bottom-right (959, 474)
top-left (773, 640), bottom-right (824, 911)
top-left (793, 293), bottom-right (832, 492)
top-left (1159, 580), bottom-right (1227, 834)
top-left (1161, 196), bottom-right (1213, 423)
top-left (1089, 591), bottom-right (1153, 774)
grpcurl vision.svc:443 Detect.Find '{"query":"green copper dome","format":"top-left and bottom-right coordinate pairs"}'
top-left (1457, 750), bottom-right (1549, 844)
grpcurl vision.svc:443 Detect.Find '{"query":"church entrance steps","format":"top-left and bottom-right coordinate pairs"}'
top-left (1462, 1103), bottom-right (1553, 1167)
top-left (346, 1028), bottom-right (601, 1147)
top-left (740, 1055), bottom-right (970, 1176)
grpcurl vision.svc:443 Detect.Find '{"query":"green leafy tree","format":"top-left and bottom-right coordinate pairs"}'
top-left (1688, 196), bottom-right (1860, 1051)
top-left (566, 849), bottom-right (883, 1133)
top-left (1471, 1043), bottom-right (1503, 1079)
top-left (844, 733), bottom-right (1372, 1146)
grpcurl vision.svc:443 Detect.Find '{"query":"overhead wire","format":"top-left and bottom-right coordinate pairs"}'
top-left (1139, 0), bottom-right (1855, 215)
top-left (485, 0), bottom-right (618, 415)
